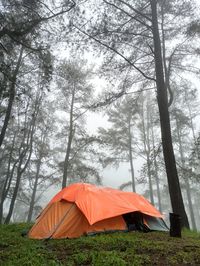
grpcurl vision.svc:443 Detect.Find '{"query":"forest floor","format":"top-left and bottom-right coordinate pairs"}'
top-left (0, 223), bottom-right (200, 266)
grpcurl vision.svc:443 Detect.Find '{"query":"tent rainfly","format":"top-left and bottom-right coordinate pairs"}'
top-left (28, 183), bottom-right (168, 239)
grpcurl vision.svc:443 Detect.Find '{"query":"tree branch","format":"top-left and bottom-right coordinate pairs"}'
top-left (0, 1), bottom-right (76, 39)
top-left (74, 25), bottom-right (156, 82)
top-left (103, 0), bottom-right (152, 30)
top-left (116, 0), bottom-right (152, 22)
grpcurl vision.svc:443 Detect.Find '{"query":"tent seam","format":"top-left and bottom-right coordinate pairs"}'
top-left (47, 203), bottom-right (75, 239)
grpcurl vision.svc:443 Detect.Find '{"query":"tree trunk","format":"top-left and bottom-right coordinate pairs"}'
top-left (184, 89), bottom-right (200, 161)
top-left (146, 101), bottom-right (154, 205)
top-left (128, 116), bottom-right (136, 192)
top-left (62, 87), bottom-right (75, 188)
top-left (140, 93), bottom-right (154, 204)
top-left (4, 108), bottom-right (36, 224)
top-left (194, 193), bottom-right (200, 228)
top-left (150, 0), bottom-right (189, 228)
top-left (0, 47), bottom-right (23, 148)
top-left (175, 116), bottom-right (197, 230)
top-left (141, 94), bottom-right (154, 205)
top-left (0, 132), bottom-right (17, 223)
top-left (150, 115), bottom-right (162, 212)
top-left (27, 157), bottom-right (41, 222)
top-left (185, 179), bottom-right (196, 230)
top-left (160, 3), bottom-right (173, 107)
top-left (4, 166), bottom-right (22, 224)
top-left (147, 154), bottom-right (154, 204)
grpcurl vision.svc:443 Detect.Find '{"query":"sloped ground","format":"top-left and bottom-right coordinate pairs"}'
top-left (0, 223), bottom-right (200, 265)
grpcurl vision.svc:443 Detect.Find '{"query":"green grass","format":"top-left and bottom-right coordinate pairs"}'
top-left (0, 224), bottom-right (200, 265)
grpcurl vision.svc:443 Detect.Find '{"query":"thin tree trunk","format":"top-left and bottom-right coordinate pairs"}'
top-left (175, 116), bottom-right (197, 230)
top-left (150, 0), bottom-right (189, 228)
top-left (27, 157), bottom-right (41, 222)
top-left (146, 101), bottom-right (154, 205)
top-left (184, 89), bottom-right (199, 160)
top-left (62, 87), bottom-right (75, 188)
top-left (140, 93), bottom-right (154, 204)
top-left (4, 154), bottom-right (30, 224)
top-left (194, 193), bottom-right (200, 228)
top-left (4, 143), bottom-right (33, 224)
top-left (4, 106), bottom-right (37, 224)
top-left (146, 154), bottom-right (154, 204)
top-left (1, 159), bottom-right (19, 215)
top-left (0, 132), bottom-right (17, 223)
top-left (185, 179), bottom-right (196, 230)
top-left (4, 165), bottom-right (22, 224)
top-left (0, 47), bottom-right (23, 148)
top-left (2, 87), bottom-right (32, 222)
top-left (150, 115), bottom-right (162, 212)
top-left (0, 73), bottom-right (7, 99)
top-left (128, 116), bottom-right (136, 192)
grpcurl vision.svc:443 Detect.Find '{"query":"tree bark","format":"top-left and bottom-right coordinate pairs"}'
top-left (150, 0), bottom-right (189, 228)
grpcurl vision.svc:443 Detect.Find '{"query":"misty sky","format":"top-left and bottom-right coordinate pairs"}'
top-left (42, 1), bottom-right (200, 204)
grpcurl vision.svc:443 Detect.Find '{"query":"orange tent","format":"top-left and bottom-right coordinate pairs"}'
top-left (29, 183), bottom-right (168, 239)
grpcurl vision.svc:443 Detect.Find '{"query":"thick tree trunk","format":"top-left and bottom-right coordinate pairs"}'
top-left (160, 3), bottom-right (173, 107)
top-left (62, 88), bottom-right (75, 188)
top-left (0, 47), bottom-right (23, 148)
top-left (150, 0), bottom-right (189, 228)
top-left (128, 117), bottom-right (136, 192)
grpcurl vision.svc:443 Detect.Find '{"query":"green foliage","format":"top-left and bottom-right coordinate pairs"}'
top-left (1, 224), bottom-right (200, 265)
